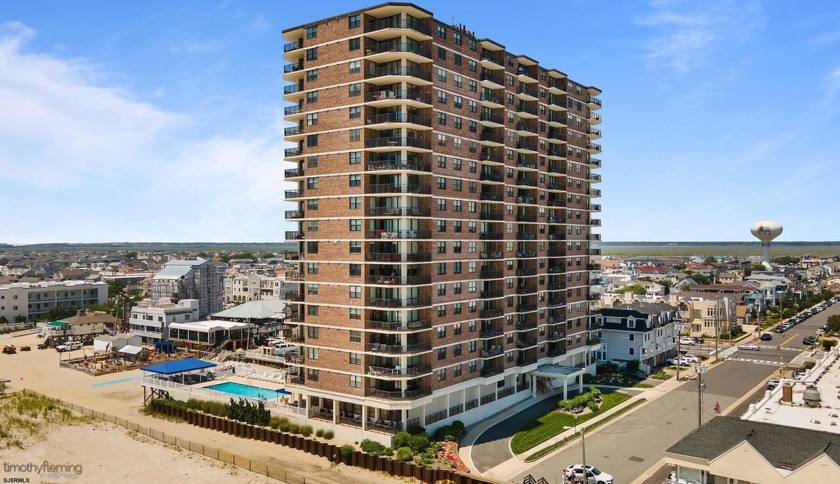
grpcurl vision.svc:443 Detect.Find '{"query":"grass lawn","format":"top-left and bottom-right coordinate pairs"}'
top-left (510, 391), bottom-right (631, 455)
top-left (633, 383), bottom-right (654, 388)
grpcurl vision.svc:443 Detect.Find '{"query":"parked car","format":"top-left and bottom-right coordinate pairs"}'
top-left (803, 335), bottom-right (817, 345)
top-left (2, 345), bottom-right (16, 354)
top-left (681, 354), bottom-right (700, 363)
top-left (37, 341), bottom-right (50, 350)
top-left (19, 345), bottom-right (31, 351)
top-left (55, 341), bottom-right (83, 352)
top-left (760, 333), bottom-right (772, 341)
top-left (774, 326), bottom-right (786, 333)
top-left (691, 336), bottom-right (705, 344)
top-left (564, 464), bottom-right (614, 484)
top-left (679, 338), bottom-right (695, 345)
top-left (667, 356), bottom-right (698, 367)
top-left (767, 378), bottom-right (780, 390)
top-left (738, 343), bottom-right (760, 351)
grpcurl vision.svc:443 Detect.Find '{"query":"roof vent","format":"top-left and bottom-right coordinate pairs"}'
top-left (803, 385), bottom-right (822, 408)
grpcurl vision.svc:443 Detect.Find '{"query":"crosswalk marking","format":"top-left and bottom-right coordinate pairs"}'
top-left (728, 358), bottom-right (786, 366)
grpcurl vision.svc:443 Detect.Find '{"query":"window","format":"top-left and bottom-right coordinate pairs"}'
top-left (307, 284), bottom-right (318, 295)
top-left (307, 155), bottom-right (318, 168)
top-left (437, 112), bottom-right (447, 126)
top-left (437, 25), bottom-right (446, 38)
top-left (453, 261), bottom-right (462, 274)
top-left (453, 179), bottom-right (462, 192)
top-left (307, 262), bottom-right (319, 274)
top-left (349, 196), bottom-right (361, 209)
top-left (454, 74), bottom-right (463, 88)
top-left (453, 53), bottom-right (462, 66)
top-left (453, 364), bottom-right (462, 377)
top-left (349, 352), bottom-right (361, 365)
top-left (348, 37), bottom-right (360, 51)
top-left (306, 91), bottom-right (318, 104)
top-left (348, 60), bottom-right (361, 74)
top-left (453, 32), bottom-right (462, 45)
top-left (437, 326), bottom-right (446, 339)
top-left (437, 262), bottom-right (446, 275)
top-left (437, 348), bottom-right (447, 361)
top-left (307, 220), bottom-right (319, 231)
top-left (436, 283), bottom-right (446, 296)
top-left (349, 106), bottom-right (361, 118)
top-left (306, 113), bottom-right (318, 126)
top-left (453, 158), bottom-right (463, 170)
top-left (468, 79), bottom-right (477, 92)
top-left (349, 285), bottom-right (361, 298)
top-left (349, 375), bottom-right (362, 388)
top-left (306, 47), bottom-right (318, 61)
top-left (437, 47), bottom-right (446, 60)
top-left (349, 174), bottom-right (361, 186)
top-left (306, 241), bottom-right (319, 253)
top-left (349, 264), bottom-right (361, 276)
top-left (468, 340), bottom-right (477, 353)
top-left (306, 69), bottom-right (318, 82)
top-left (348, 83), bottom-right (361, 97)
top-left (453, 303), bottom-right (462, 314)
top-left (437, 68), bottom-right (447, 82)
top-left (437, 198), bottom-right (446, 211)
top-left (306, 26), bottom-right (317, 39)
top-left (437, 241), bottom-right (446, 254)
top-left (437, 90), bottom-right (447, 104)
top-left (453, 282), bottom-right (462, 294)
top-left (349, 241), bottom-right (361, 253)
top-left (349, 330), bottom-right (361, 342)
top-left (453, 116), bottom-right (462, 129)
top-left (307, 326), bottom-right (319, 339)
top-left (437, 219), bottom-right (446, 232)
top-left (349, 219), bottom-right (362, 231)
top-left (349, 151), bottom-right (362, 164)
top-left (437, 176), bottom-right (447, 189)
top-left (437, 305), bottom-right (446, 317)
top-left (453, 200), bottom-right (462, 212)
top-left (349, 308), bottom-right (361, 319)
top-left (307, 368), bottom-right (319, 381)
top-left (306, 177), bottom-right (319, 189)
top-left (348, 14), bottom-right (360, 29)
top-left (437, 368), bottom-right (446, 381)
top-left (453, 95), bottom-right (463, 109)
top-left (348, 128), bottom-right (360, 142)
top-left (306, 134), bottom-right (318, 147)
top-left (307, 347), bottom-right (319, 359)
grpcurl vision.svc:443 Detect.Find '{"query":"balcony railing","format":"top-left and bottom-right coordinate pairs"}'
top-left (367, 160), bottom-right (431, 172)
top-left (365, 18), bottom-right (431, 36)
top-left (479, 251), bottom-right (503, 260)
top-left (480, 70), bottom-right (504, 85)
top-left (480, 52), bottom-right (504, 65)
top-left (480, 366), bottom-right (503, 377)
top-left (480, 152), bottom-right (503, 163)
top-left (479, 308), bottom-right (503, 318)
top-left (367, 183), bottom-right (431, 194)
top-left (365, 252), bottom-right (431, 262)
top-left (548, 298), bottom-right (565, 307)
top-left (285, 147), bottom-right (302, 157)
top-left (480, 211), bottom-right (503, 221)
top-left (367, 319), bottom-right (432, 331)
top-left (285, 231), bottom-right (304, 240)
top-left (479, 328), bottom-right (504, 338)
top-left (283, 62), bottom-right (303, 74)
top-left (479, 171), bottom-right (502, 182)
top-left (284, 105), bottom-right (302, 116)
top-left (366, 42), bottom-right (430, 58)
top-left (365, 274), bottom-right (431, 285)
top-left (365, 229), bottom-right (432, 239)
top-left (365, 89), bottom-right (431, 104)
top-left (283, 40), bottom-right (302, 52)
top-left (480, 191), bottom-right (502, 201)
top-left (366, 137), bottom-right (431, 149)
top-left (367, 387), bottom-right (432, 400)
top-left (479, 131), bottom-right (504, 144)
top-left (368, 296), bottom-right (431, 308)
top-left (368, 206), bottom-right (431, 217)
top-left (480, 111), bottom-right (504, 124)
top-left (479, 269), bottom-right (504, 279)
top-left (480, 289), bottom-right (503, 298)
top-left (516, 268), bottom-right (537, 277)
top-left (284, 84), bottom-right (300, 95)
top-left (516, 213), bottom-right (537, 222)
top-left (285, 210), bottom-right (304, 219)
top-left (367, 365), bottom-right (432, 377)
top-left (366, 112), bottom-right (430, 126)
top-left (366, 341), bottom-right (432, 354)
top-left (516, 338), bottom-right (537, 348)
top-left (516, 232), bottom-right (536, 240)
top-left (369, 64), bottom-right (431, 81)
top-left (547, 331), bottom-right (566, 342)
top-left (516, 103), bottom-right (538, 116)
top-left (284, 168), bottom-right (303, 178)
top-left (516, 303), bottom-right (537, 312)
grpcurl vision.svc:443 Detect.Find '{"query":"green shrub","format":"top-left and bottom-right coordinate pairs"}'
top-left (582, 373), bottom-right (594, 383)
top-left (587, 401), bottom-right (599, 412)
top-left (299, 425), bottom-right (313, 437)
top-left (407, 425), bottom-right (426, 435)
top-left (185, 399), bottom-right (203, 411)
top-left (340, 444), bottom-right (354, 456)
top-left (201, 400), bottom-right (227, 417)
top-left (803, 361), bottom-right (816, 370)
top-left (360, 439), bottom-right (386, 455)
top-left (625, 359), bottom-right (640, 371)
top-left (289, 423), bottom-right (300, 434)
top-left (396, 447), bottom-right (413, 461)
top-left (392, 431), bottom-right (411, 449)
top-left (382, 447), bottom-right (394, 457)
top-left (822, 339), bottom-right (837, 350)
top-left (269, 417), bottom-right (283, 429)
top-left (407, 433), bottom-right (430, 453)
top-left (323, 430), bottom-right (334, 440)
top-left (315, 429), bottom-right (324, 438)
top-left (433, 425), bottom-right (453, 442)
top-left (278, 420), bottom-right (291, 432)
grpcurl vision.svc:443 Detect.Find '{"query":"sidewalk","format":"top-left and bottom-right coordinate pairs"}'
top-left (460, 377), bottom-right (687, 480)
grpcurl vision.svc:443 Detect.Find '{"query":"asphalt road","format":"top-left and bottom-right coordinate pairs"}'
top-left (513, 360), bottom-right (778, 484)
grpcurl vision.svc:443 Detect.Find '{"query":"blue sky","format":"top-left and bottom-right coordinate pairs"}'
top-left (2, 0), bottom-right (839, 244)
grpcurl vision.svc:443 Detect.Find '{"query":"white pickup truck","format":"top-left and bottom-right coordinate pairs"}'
top-left (55, 341), bottom-right (83, 352)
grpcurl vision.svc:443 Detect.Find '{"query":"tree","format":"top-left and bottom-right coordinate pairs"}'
top-left (124, 251), bottom-right (137, 259)
top-left (14, 315), bottom-right (26, 324)
top-left (107, 279), bottom-right (126, 299)
top-left (616, 284), bottom-right (647, 295)
top-left (703, 256), bottom-right (717, 266)
top-left (691, 273), bottom-right (711, 285)
top-left (827, 315), bottom-right (840, 333)
top-left (0, 315), bottom-right (7, 325)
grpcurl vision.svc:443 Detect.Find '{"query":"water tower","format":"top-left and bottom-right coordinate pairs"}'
top-left (750, 220), bottom-right (783, 266)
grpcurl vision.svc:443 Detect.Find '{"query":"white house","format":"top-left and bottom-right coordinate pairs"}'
top-left (594, 303), bottom-right (679, 372)
top-left (128, 299), bottom-right (200, 343)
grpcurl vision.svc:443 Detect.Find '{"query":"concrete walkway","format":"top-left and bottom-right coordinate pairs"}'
top-left (459, 377), bottom-right (686, 479)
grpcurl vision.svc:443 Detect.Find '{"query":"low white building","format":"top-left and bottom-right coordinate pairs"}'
top-left (224, 271), bottom-right (288, 304)
top-left (128, 299), bottom-right (200, 343)
top-left (594, 303), bottom-right (679, 372)
top-left (93, 333), bottom-right (142, 352)
top-left (0, 280), bottom-right (107, 323)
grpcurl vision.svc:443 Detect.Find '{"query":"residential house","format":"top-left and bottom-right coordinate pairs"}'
top-left (594, 303), bottom-right (678, 372)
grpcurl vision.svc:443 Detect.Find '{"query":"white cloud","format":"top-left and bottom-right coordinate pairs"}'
top-left (0, 22), bottom-right (287, 244)
top-left (636, 0), bottom-right (762, 74)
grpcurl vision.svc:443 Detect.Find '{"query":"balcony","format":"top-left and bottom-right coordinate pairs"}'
top-left (547, 331), bottom-right (566, 342)
top-left (516, 232), bottom-right (536, 240)
top-left (283, 84), bottom-right (300, 95)
top-left (365, 229), bottom-right (431, 239)
top-left (283, 40), bottom-right (303, 53)
top-left (283, 62), bottom-right (304, 74)
top-left (479, 231), bottom-right (503, 240)
top-left (516, 160), bottom-right (537, 170)
top-left (367, 183), bottom-right (431, 195)
top-left (587, 264), bottom-right (601, 271)
top-left (480, 171), bottom-right (502, 182)
top-left (589, 188), bottom-right (602, 197)
top-left (547, 266), bottom-right (563, 274)
top-left (284, 105), bottom-right (302, 116)
top-left (284, 126), bottom-right (301, 137)
top-left (516, 268), bottom-right (537, 277)
top-left (285, 271), bottom-right (305, 282)
top-left (479, 111), bottom-right (504, 124)
top-left (586, 143), bottom-right (602, 153)
top-left (516, 177), bottom-right (537, 188)
top-left (588, 337), bottom-right (601, 345)
top-left (367, 387), bottom-right (432, 400)
top-left (479, 210), bottom-right (503, 221)
top-left (367, 365), bottom-right (432, 378)
top-left (284, 210), bottom-right (304, 219)
top-left (548, 298), bottom-right (565, 308)
top-left (479, 308), bottom-right (503, 318)
top-left (285, 189), bottom-right (303, 199)
top-left (366, 111), bottom-right (430, 127)
top-left (365, 341), bottom-right (432, 354)
top-left (518, 356), bottom-right (538, 366)
top-left (480, 251), bottom-right (503, 260)
top-left (516, 284), bottom-right (537, 294)
top-left (547, 232), bottom-right (565, 241)
top-left (284, 168), bottom-right (303, 178)
top-left (480, 191), bottom-right (503, 201)
top-left (479, 328), bottom-right (504, 338)
top-left (516, 103), bottom-right (538, 117)
top-left (516, 303), bottom-right (537, 313)
top-left (367, 319), bottom-right (432, 332)
top-left (548, 348), bottom-right (567, 358)
top-left (516, 321), bottom-right (537, 330)
top-left (479, 130), bottom-right (504, 145)
top-left (366, 89), bottom-right (432, 105)
top-left (590, 113), bottom-right (602, 125)
top-left (589, 203), bottom-right (601, 212)
top-left (516, 338), bottom-right (537, 349)
top-left (285, 231), bottom-right (304, 240)
top-left (480, 366), bottom-right (504, 377)
top-left (480, 289), bottom-right (503, 298)
top-left (516, 84), bottom-right (538, 99)
top-left (480, 346), bottom-right (503, 358)
top-left (589, 158), bottom-right (602, 167)
top-left (480, 70), bottom-right (504, 87)
top-left (590, 173), bottom-right (602, 183)
top-left (365, 18), bottom-right (431, 36)
top-left (365, 273), bottom-right (431, 285)
top-left (369, 64), bottom-right (431, 81)
top-left (516, 196), bottom-right (536, 205)
top-left (366, 252), bottom-right (431, 262)
top-left (367, 160), bottom-right (431, 173)
top-left (368, 206), bottom-right (431, 217)
top-left (590, 219), bottom-right (601, 227)
top-left (587, 128), bottom-right (602, 139)
top-left (366, 137), bottom-right (431, 150)
top-left (588, 97), bottom-right (602, 109)
top-left (366, 42), bottom-right (430, 58)
top-left (285, 147), bottom-right (302, 157)
top-left (368, 296), bottom-right (431, 308)
top-left (516, 140), bottom-right (537, 152)
top-left (479, 268), bottom-right (504, 279)
top-left (480, 51), bottom-right (504, 68)
top-left (480, 151), bottom-right (503, 164)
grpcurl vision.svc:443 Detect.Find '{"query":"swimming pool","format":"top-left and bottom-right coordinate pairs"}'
top-left (205, 382), bottom-right (284, 400)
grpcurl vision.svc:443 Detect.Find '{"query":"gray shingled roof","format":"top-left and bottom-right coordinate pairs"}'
top-left (666, 417), bottom-right (840, 471)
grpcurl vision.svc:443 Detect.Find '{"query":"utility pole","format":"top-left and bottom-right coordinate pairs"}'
top-left (714, 298), bottom-right (720, 362)
top-left (676, 323), bottom-right (681, 381)
top-left (694, 364), bottom-right (707, 427)
top-left (581, 424), bottom-right (587, 482)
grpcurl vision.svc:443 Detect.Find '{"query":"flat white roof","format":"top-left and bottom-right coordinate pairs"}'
top-left (169, 320), bottom-right (249, 332)
top-left (742, 348), bottom-right (840, 434)
top-left (0, 280), bottom-right (106, 290)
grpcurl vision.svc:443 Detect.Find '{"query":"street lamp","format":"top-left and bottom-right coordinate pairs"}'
top-left (692, 363), bottom-right (708, 428)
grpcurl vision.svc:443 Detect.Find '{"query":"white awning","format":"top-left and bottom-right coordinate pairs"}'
top-left (532, 364), bottom-right (585, 379)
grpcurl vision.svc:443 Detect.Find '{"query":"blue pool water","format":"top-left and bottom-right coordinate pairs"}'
top-left (205, 382), bottom-right (284, 400)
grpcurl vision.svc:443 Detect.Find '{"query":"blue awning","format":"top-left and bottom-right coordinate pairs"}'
top-left (141, 358), bottom-right (216, 375)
